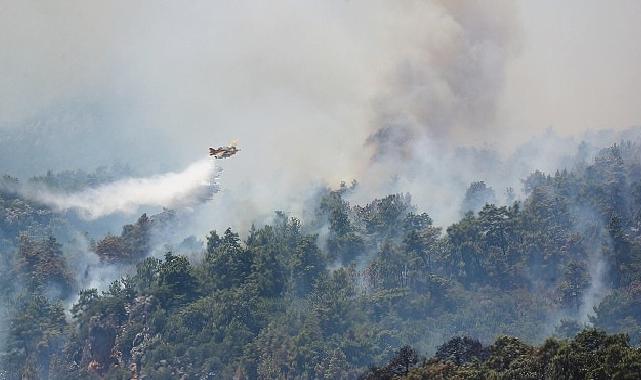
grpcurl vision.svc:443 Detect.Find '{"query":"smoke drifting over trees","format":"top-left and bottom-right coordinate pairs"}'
top-left (2, 138), bottom-right (641, 378)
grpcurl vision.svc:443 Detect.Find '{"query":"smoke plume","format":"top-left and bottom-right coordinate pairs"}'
top-left (1, 1), bottom-right (640, 231)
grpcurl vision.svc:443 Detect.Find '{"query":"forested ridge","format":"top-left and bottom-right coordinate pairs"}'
top-left (2, 142), bottom-right (641, 379)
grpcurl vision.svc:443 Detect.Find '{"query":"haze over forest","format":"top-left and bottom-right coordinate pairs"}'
top-left (1, 1), bottom-right (641, 379)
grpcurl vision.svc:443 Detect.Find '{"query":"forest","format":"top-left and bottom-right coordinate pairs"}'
top-left (1, 141), bottom-right (641, 379)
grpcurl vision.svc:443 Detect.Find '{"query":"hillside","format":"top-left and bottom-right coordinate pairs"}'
top-left (1, 142), bottom-right (641, 379)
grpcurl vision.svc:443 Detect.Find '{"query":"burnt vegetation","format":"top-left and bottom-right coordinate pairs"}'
top-left (2, 143), bottom-right (641, 379)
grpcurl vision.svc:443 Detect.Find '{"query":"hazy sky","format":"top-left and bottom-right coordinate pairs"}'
top-left (2, 1), bottom-right (640, 150)
top-left (1, 0), bottom-right (640, 228)
top-left (501, 0), bottom-right (641, 142)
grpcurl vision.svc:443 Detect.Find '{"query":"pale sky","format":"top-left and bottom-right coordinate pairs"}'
top-left (0, 0), bottom-right (640, 175)
top-left (1, 0), bottom-right (640, 229)
top-left (500, 0), bottom-right (641, 143)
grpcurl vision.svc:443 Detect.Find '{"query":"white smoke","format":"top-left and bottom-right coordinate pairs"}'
top-left (578, 250), bottom-right (609, 325)
top-left (22, 157), bottom-right (221, 219)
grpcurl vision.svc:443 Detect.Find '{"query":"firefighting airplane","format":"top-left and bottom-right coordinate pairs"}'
top-left (209, 141), bottom-right (240, 159)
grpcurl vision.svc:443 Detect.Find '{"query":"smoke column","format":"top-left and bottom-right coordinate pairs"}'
top-left (22, 157), bottom-right (221, 219)
top-left (578, 250), bottom-right (609, 324)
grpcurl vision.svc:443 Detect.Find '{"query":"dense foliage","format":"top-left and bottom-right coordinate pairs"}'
top-left (1, 143), bottom-right (641, 379)
top-left (364, 329), bottom-right (641, 379)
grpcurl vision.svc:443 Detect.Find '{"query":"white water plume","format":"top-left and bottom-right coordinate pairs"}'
top-left (23, 158), bottom-right (221, 219)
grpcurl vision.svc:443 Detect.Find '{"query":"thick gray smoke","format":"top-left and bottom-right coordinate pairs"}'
top-left (0, 1), bottom-right (640, 234)
top-left (367, 1), bottom-right (518, 146)
top-left (20, 158), bottom-right (220, 219)
top-left (1, 2), bottom-right (639, 169)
